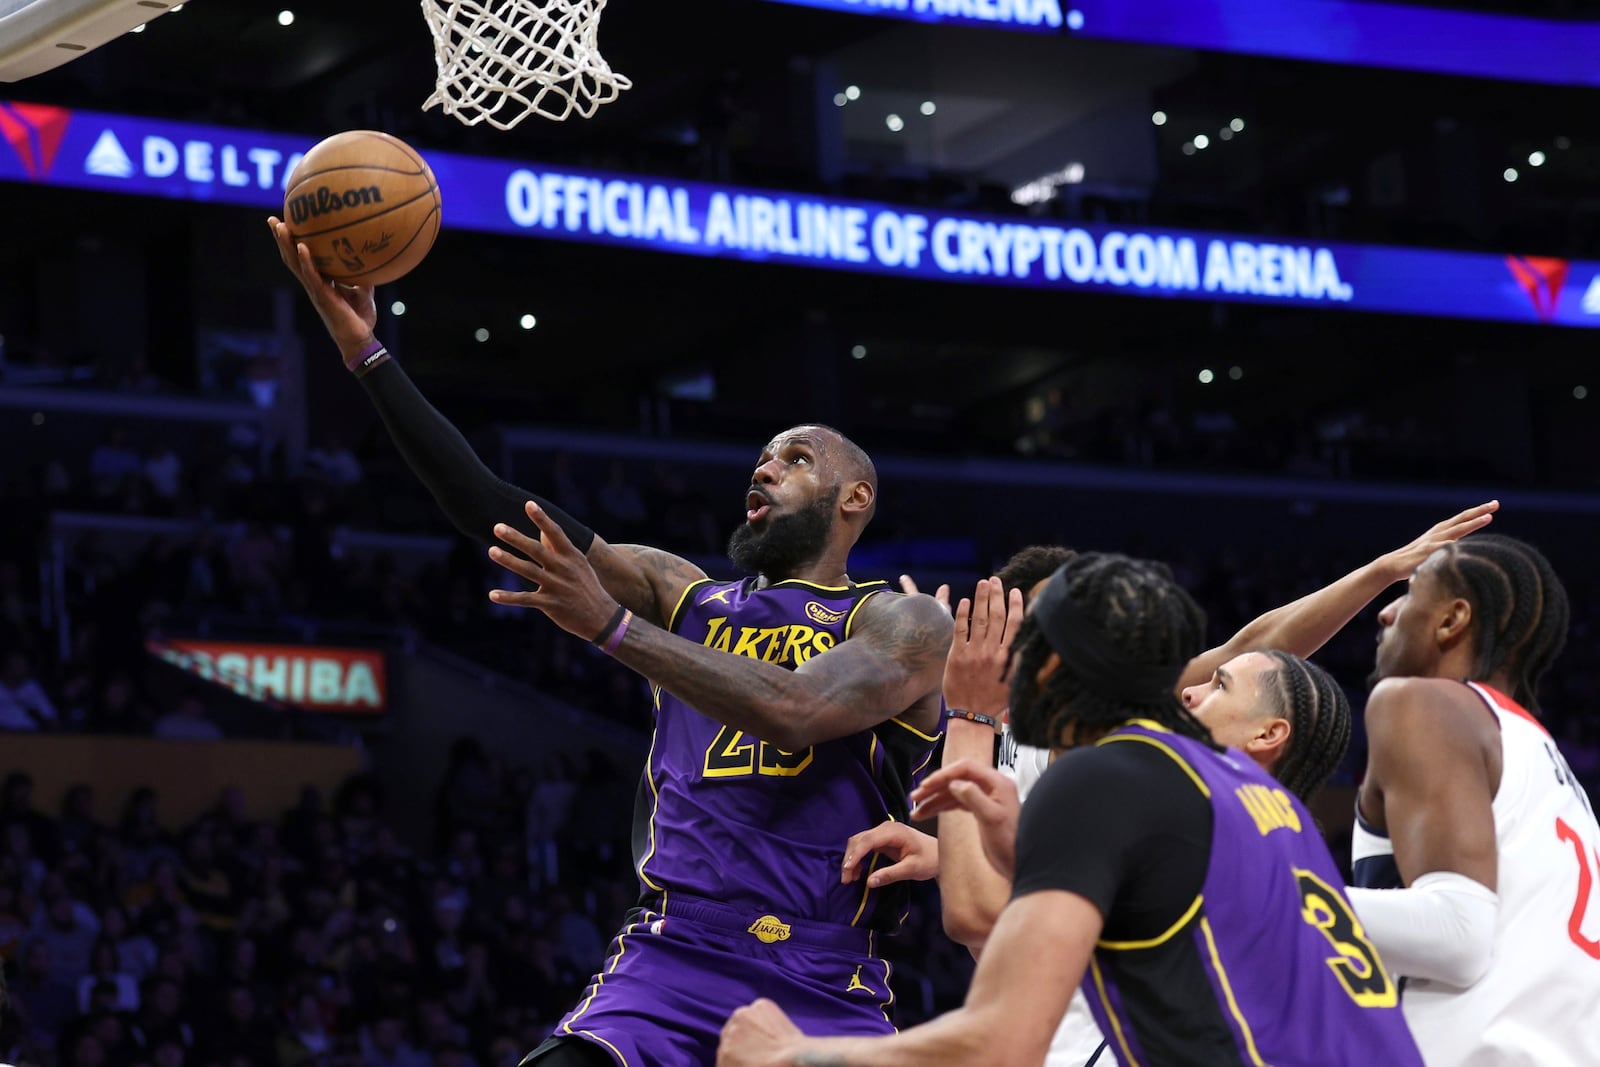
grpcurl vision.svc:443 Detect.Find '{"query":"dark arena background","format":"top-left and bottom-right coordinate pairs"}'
top-left (0, 1), bottom-right (1597, 1065)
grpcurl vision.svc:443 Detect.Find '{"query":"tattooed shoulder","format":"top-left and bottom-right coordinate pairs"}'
top-left (855, 591), bottom-right (954, 677)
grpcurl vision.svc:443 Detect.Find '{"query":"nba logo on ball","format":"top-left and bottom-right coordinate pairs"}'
top-left (284, 130), bottom-right (442, 286)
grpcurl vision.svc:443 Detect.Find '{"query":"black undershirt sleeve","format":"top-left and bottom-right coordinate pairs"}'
top-left (358, 357), bottom-right (595, 552)
top-left (1011, 740), bottom-right (1212, 942)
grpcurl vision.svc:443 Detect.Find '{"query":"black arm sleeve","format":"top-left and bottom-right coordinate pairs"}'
top-left (1011, 740), bottom-right (1212, 942)
top-left (359, 357), bottom-right (595, 551)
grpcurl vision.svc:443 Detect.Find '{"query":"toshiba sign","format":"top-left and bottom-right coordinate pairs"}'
top-left (150, 639), bottom-right (388, 714)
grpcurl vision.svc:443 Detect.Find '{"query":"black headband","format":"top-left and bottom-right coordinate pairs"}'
top-left (1031, 566), bottom-right (1188, 706)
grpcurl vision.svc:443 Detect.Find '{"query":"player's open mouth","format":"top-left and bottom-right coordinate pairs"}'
top-left (746, 490), bottom-right (773, 523)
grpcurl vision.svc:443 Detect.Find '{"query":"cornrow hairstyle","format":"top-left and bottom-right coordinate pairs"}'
top-left (996, 545), bottom-right (1078, 602)
top-left (1008, 552), bottom-right (1217, 751)
top-left (1435, 534), bottom-right (1570, 713)
top-left (1257, 651), bottom-right (1353, 803)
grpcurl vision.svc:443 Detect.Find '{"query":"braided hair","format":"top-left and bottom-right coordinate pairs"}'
top-left (1256, 651), bottom-right (1352, 803)
top-left (1008, 552), bottom-right (1217, 751)
top-left (1435, 534), bottom-right (1569, 712)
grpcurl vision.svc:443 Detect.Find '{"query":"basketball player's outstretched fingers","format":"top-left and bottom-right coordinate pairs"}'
top-left (1384, 499), bottom-right (1500, 576)
top-left (841, 822), bottom-right (938, 886)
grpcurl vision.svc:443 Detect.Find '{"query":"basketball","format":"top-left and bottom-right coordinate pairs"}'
top-left (283, 130), bottom-right (442, 287)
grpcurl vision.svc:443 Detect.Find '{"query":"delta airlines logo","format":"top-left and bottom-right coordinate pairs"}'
top-left (1505, 255), bottom-right (1570, 321)
top-left (0, 101), bottom-right (72, 180)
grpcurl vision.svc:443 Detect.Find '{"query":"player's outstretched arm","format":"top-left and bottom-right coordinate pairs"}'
top-left (930, 579), bottom-right (1023, 957)
top-left (716, 891), bottom-right (1096, 1067)
top-left (488, 504), bottom-right (950, 745)
top-left (1177, 501), bottom-right (1498, 690)
top-left (267, 219), bottom-right (706, 626)
top-left (1347, 678), bottom-right (1500, 987)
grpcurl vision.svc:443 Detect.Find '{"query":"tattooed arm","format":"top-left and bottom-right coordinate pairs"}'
top-left (716, 891), bottom-right (1096, 1067)
top-left (486, 504), bottom-right (949, 743)
top-left (588, 540), bottom-right (710, 629)
top-left (607, 590), bottom-right (951, 748)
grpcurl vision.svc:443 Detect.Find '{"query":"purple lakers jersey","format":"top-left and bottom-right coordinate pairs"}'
top-left (1085, 722), bottom-right (1424, 1067)
top-left (632, 577), bottom-right (940, 932)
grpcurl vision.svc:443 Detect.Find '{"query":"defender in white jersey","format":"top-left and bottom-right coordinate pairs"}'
top-left (847, 510), bottom-right (1487, 1065)
top-left (1350, 533), bottom-right (1600, 1067)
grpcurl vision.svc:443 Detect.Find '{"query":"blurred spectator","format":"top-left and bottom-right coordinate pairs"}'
top-left (143, 446), bottom-right (183, 514)
top-left (0, 652), bottom-right (60, 731)
top-left (307, 437), bottom-right (363, 488)
top-left (358, 1011), bottom-right (430, 1067)
top-left (595, 461), bottom-right (647, 541)
top-left (153, 698), bottom-right (223, 742)
top-left (34, 885), bottom-right (101, 981)
top-left (12, 936), bottom-right (78, 1044)
top-left (77, 936), bottom-right (140, 1014)
top-left (89, 425), bottom-right (141, 502)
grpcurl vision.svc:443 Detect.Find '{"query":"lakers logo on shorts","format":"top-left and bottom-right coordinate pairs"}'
top-left (747, 915), bottom-right (793, 944)
top-left (805, 601), bottom-right (846, 625)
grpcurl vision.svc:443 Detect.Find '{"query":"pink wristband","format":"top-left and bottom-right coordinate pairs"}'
top-left (601, 610), bottom-right (634, 654)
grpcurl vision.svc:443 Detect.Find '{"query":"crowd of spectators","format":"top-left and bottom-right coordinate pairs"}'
top-left (0, 740), bottom-right (968, 1067)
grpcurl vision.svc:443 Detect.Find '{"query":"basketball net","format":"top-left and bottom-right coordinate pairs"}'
top-left (420, 0), bottom-right (630, 129)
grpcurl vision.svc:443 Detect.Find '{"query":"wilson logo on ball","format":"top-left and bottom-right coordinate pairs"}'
top-left (286, 184), bottom-right (386, 225)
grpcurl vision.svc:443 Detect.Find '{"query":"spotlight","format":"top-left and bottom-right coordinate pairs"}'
top-left (1504, 167), bottom-right (1519, 183)
top-left (1194, 134), bottom-right (1210, 150)
top-left (885, 114), bottom-right (904, 132)
top-left (919, 101), bottom-right (936, 116)
top-left (833, 93), bottom-right (847, 107)
top-left (520, 314), bottom-right (537, 330)
top-left (1529, 151), bottom-right (1547, 167)
top-left (1152, 110), bottom-right (1168, 126)
top-left (1576, 386), bottom-right (1590, 400)
top-left (1198, 368), bottom-right (1215, 384)
top-left (277, 10), bottom-right (295, 26)
top-left (390, 301), bottom-right (407, 316)
top-left (1229, 118), bottom-right (1245, 132)
top-left (844, 85), bottom-right (861, 101)
top-left (474, 328), bottom-right (490, 342)
top-left (851, 345), bottom-right (867, 360)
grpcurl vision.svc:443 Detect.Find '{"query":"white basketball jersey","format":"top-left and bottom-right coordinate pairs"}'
top-left (1350, 682), bottom-right (1600, 1067)
top-left (999, 725), bottom-right (1118, 1067)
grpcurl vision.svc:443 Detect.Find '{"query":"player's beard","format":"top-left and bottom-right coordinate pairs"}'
top-left (727, 493), bottom-right (837, 578)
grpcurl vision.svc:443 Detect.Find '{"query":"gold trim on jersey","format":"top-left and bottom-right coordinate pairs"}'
top-left (849, 734), bottom-right (885, 928)
top-left (885, 715), bottom-right (943, 743)
top-left (635, 695), bottom-right (667, 893)
top-left (1089, 955), bottom-right (1145, 1067)
top-left (877, 958), bottom-right (897, 1029)
top-left (561, 909), bottom-right (660, 1064)
top-left (769, 578), bottom-right (891, 593)
top-left (843, 587), bottom-right (886, 639)
top-left (1097, 893), bottom-right (1204, 951)
top-left (1096, 731), bottom-right (1211, 798)
top-left (1199, 916), bottom-right (1268, 1067)
top-left (667, 577), bottom-right (716, 633)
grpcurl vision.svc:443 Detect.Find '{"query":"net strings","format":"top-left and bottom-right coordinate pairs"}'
top-left (421, 0), bottom-right (631, 128)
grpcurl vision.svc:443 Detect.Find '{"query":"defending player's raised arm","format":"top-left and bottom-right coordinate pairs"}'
top-left (716, 891), bottom-right (1096, 1067)
top-left (1177, 500), bottom-right (1499, 690)
top-left (927, 579), bottom-right (1023, 957)
top-left (268, 218), bottom-right (706, 626)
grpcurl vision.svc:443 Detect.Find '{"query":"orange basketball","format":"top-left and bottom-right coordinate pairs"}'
top-left (284, 131), bottom-right (441, 287)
